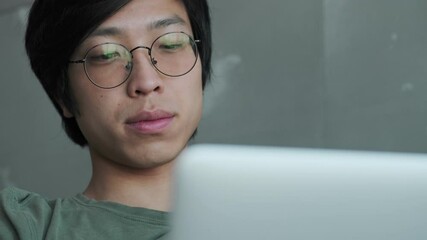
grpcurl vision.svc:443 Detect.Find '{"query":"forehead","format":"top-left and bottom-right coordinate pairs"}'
top-left (91, 0), bottom-right (191, 38)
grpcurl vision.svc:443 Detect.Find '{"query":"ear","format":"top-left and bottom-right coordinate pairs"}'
top-left (57, 99), bottom-right (74, 118)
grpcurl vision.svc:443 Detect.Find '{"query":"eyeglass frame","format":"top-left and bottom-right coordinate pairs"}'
top-left (69, 31), bottom-right (201, 89)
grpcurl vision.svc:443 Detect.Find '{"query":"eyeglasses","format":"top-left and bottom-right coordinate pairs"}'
top-left (69, 32), bottom-right (200, 89)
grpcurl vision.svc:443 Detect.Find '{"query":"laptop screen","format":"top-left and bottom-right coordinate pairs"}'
top-left (168, 144), bottom-right (427, 240)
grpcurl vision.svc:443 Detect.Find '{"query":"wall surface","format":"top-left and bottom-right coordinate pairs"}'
top-left (197, 0), bottom-right (325, 148)
top-left (1, 1), bottom-right (426, 198)
top-left (322, 0), bottom-right (427, 151)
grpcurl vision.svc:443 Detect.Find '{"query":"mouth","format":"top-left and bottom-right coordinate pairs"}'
top-left (125, 110), bottom-right (175, 134)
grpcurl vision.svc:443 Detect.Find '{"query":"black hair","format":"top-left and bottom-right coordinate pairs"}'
top-left (25, 0), bottom-right (212, 146)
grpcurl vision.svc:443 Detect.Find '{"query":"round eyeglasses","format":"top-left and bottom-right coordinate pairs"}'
top-left (69, 32), bottom-right (200, 89)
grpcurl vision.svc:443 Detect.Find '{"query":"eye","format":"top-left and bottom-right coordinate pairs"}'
top-left (158, 42), bottom-right (186, 51)
top-left (155, 33), bottom-right (191, 53)
top-left (85, 43), bottom-right (130, 65)
top-left (88, 51), bottom-right (121, 63)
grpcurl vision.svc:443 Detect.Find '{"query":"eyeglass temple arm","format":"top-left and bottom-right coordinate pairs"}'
top-left (69, 59), bottom-right (85, 64)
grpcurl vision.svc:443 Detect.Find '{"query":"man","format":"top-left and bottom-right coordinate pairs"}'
top-left (0, 0), bottom-right (211, 239)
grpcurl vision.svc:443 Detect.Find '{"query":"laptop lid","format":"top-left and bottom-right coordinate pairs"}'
top-left (169, 144), bottom-right (427, 240)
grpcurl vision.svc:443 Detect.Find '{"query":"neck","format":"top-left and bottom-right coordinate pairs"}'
top-left (83, 154), bottom-right (175, 212)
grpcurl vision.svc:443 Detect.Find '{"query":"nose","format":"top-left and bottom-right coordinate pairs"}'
top-left (126, 47), bottom-right (163, 97)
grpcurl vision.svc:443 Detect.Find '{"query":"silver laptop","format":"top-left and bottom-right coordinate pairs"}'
top-left (169, 144), bottom-right (427, 240)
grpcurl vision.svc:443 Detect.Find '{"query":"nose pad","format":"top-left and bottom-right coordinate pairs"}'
top-left (125, 62), bottom-right (132, 71)
top-left (152, 58), bottom-right (158, 65)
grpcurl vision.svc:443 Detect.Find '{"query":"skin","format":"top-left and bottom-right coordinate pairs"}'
top-left (62, 0), bottom-right (203, 211)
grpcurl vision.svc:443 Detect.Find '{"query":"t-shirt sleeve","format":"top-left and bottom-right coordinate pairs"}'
top-left (0, 187), bottom-right (41, 240)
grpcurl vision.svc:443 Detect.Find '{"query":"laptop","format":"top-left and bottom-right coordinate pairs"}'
top-left (168, 144), bottom-right (427, 240)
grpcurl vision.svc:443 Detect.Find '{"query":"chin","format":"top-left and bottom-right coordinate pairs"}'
top-left (125, 142), bottom-right (186, 169)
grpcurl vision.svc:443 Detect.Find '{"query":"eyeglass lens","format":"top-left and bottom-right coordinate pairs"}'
top-left (83, 32), bottom-right (198, 89)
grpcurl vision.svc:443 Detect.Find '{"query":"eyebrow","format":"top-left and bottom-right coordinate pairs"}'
top-left (148, 15), bottom-right (186, 30)
top-left (89, 27), bottom-right (123, 38)
top-left (88, 15), bottom-right (187, 38)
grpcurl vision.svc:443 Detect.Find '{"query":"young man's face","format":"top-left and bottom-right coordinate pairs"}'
top-left (65, 0), bottom-right (203, 169)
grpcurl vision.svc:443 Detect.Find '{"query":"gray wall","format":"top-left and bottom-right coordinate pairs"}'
top-left (1, 1), bottom-right (427, 198)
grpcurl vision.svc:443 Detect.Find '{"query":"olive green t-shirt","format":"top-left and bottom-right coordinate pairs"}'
top-left (0, 187), bottom-right (170, 240)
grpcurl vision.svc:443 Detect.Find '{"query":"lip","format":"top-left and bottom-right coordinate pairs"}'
top-left (125, 110), bottom-right (175, 134)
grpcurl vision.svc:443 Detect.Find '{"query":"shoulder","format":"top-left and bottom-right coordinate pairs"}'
top-left (0, 187), bottom-right (171, 239)
top-left (1, 186), bottom-right (46, 205)
top-left (0, 187), bottom-right (54, 213)
top-left (0, 187), bottom-right (53, 240)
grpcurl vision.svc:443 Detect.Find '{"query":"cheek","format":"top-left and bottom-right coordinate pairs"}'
top-left (168, 64), bottom-right (203, 127)
top-left (67, 65), bottom-right (89, 111)
top-left (73, 94), bottom-right (121, 149)
top-left (68, 67), bottom-right (119, 128)
top-left (77, 94), bottom-right (118, 122)
top-left (69, 65), bottom-right (110, 108)
top-left (181, 70), bottom-right (203, 121)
